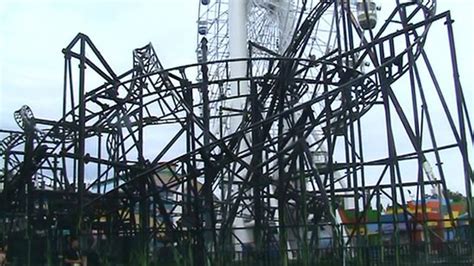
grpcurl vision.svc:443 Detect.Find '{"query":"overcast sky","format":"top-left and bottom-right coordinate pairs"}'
top-left (0, 0), bottom-right (472, 194)
top-left (0, 0), bottom-right (471, 125)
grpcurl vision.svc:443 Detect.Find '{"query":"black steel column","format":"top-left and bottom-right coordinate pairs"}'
top-left (77, 37), bottom-right (86, 236)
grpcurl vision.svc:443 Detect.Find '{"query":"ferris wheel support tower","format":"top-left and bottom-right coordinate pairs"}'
top-left (228, 0), bottom-right (252, 246)
top-left (229, 0), bottom-right (248, 67)
top-left (228, 0), bottom-right (249, 133)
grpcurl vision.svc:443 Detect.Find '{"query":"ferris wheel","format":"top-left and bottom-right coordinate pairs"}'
top-left (195, 0), bottom-right (380, 147)
top-left (196, 0), bottom-right (380, 71)
top-left (194, 0), bottom-right (383, 245)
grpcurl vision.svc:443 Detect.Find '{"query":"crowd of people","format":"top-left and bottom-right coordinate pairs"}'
top-left (0, 236), bottom-right (99, 266)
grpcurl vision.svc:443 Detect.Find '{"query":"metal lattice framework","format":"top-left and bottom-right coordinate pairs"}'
top-left (0, 1), bottom-right (472, 265)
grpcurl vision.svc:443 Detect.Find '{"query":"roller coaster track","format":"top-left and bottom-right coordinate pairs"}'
top-left (1, 1), bottom-right (472, 264)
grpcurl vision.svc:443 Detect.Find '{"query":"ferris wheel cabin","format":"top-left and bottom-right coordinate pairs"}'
top-left (356, 0), bottom-right (378, 30)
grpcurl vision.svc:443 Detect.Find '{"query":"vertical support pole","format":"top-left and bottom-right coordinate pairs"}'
top-left (378, 42), bottom-right (401, 265)
top-left (445, 14), bottom-right (473, 261)
top-left (77, 37), bottom-right (86, 236)
top-left (200, 36), bottom-right (217, 264)
top-left (201, 37), bottom-right (210, 149)
top-left (2, 148), bottom-right (9, 193)
top-left (23, 126), bottom-right (35, 266)
top-left (182, 72), bottom-right (200, 264)
top-left (137, 66), bottom-right (149, 265)
top-left (250, 65), bottom-right (263, 265)
top-left (96, 131), bottom-right (102, 194)
top-left (53, 155), bottom-right (58, 190)
top-left (298, 139), bottom-right (309, 266)
top-left (446, 13), bottom-right (473, 216)
top-left (277, 76), bottom-right (288, 266)
top-left (139, 174), bottom-right (149, 265)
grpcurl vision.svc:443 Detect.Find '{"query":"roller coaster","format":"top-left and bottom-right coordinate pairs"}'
top-left (0, 0), bottom-right (472, 265)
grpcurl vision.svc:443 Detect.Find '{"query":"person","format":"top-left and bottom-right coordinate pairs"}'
top-left (64, 237), bottom-right (84, 266)
top-left (0, 248), bottom-right (5, 266)
top-left (84, 236), bottom-right (99, 266)
top-left (0, 243), bottom-right (7, 266)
